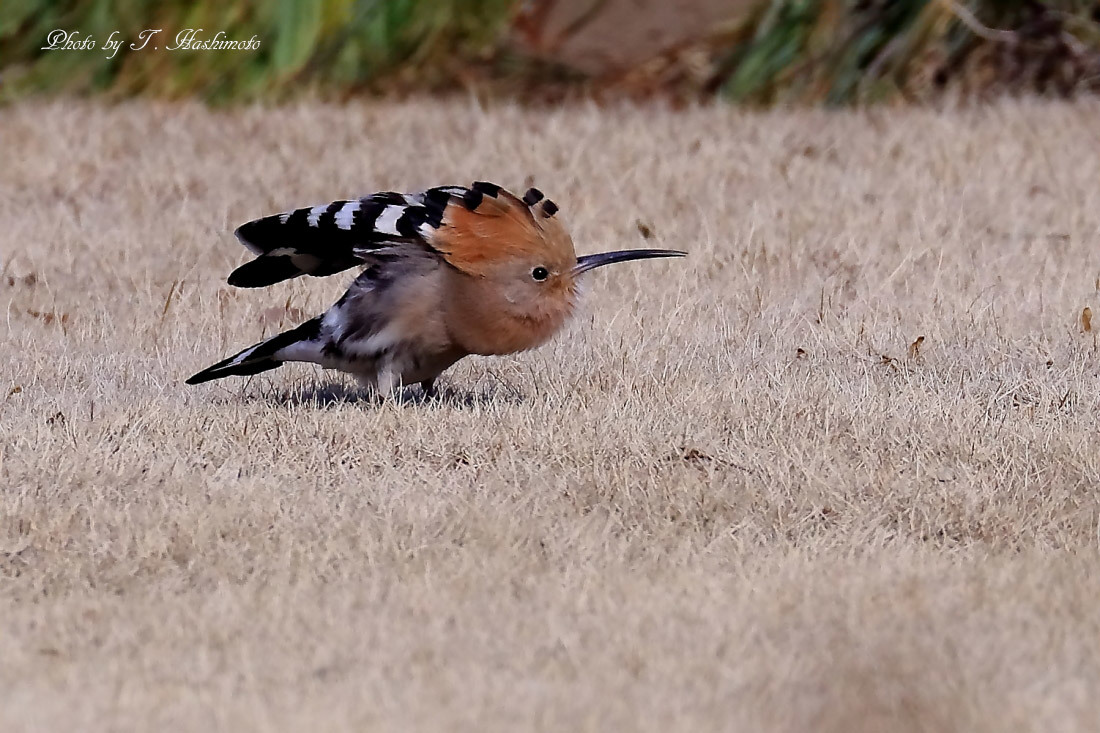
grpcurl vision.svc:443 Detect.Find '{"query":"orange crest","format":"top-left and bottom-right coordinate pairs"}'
top-left (426, 186), bottom-right (576, 276)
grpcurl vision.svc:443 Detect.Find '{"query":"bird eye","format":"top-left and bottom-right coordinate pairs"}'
top-left (531, 266), bottom-right (549, 282)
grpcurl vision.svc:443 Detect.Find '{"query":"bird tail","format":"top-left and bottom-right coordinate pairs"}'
top-left (186, 317), bottom-right (322, 385)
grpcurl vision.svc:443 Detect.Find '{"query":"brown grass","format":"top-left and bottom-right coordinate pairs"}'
top-left (2, 98), bottom-right (1100, 732)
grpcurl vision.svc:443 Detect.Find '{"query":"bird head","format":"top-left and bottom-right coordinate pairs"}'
top-left (433, 184), bottom-right (685, 354)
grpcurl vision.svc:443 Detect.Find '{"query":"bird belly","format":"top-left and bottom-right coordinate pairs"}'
top-left (290, 330), bottom-right (463, 389)
top-left (341, 345), bottom-right (465, 391)
top-left (312, 263), bottom-right (468, 390)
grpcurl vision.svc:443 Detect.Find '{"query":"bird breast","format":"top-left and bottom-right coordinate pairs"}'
top-left (443, 272), bottom-right (576, 356)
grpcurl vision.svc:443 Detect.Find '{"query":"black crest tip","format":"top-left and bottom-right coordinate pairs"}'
top-left (462, 188), bottom-right (484, 211)
top-left (472, 181), bottom-right (502, 198)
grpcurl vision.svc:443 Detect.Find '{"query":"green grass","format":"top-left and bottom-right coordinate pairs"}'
top-left (0, 0), bottom-right (517, 102)
top-left (2, 0), bottom-right (1097, 103)
top-left (710, 0), bottom-right (1100, 104)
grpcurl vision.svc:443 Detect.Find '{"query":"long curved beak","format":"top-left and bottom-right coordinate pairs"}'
top-left (572, 249), bottom-right (687, 275)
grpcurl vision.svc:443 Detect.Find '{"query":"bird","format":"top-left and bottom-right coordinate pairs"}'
top-left (186, 181), bottom-right (685, 395)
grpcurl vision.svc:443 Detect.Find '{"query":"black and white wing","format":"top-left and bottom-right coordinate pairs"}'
top-left (227, 184), bottom-right (497, 288)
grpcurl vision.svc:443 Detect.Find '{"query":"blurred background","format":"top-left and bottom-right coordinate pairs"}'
top-left (3, 0), bottom-right (1099, 105)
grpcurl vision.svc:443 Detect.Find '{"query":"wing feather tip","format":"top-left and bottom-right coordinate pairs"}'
top-left (227, 256), bottom-right (302, 288)
top-left (233, 221), bottom-right (266, 255)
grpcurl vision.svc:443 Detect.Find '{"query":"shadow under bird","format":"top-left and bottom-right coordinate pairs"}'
top-left (187, 182), bottom-right (685, 394)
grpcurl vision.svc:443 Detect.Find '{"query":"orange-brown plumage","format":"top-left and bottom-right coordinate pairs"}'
top-left (426, 187), bottom-right (581, 356)
top-left (429, 187), bottom-right (575, 277)
top-left (187, 182), bottom-right (685, 394)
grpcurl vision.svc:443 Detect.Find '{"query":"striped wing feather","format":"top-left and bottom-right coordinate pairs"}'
top-left (228, 190), bottom-right (438, 288)
top-left (226, 182), bottom-right (562, 288)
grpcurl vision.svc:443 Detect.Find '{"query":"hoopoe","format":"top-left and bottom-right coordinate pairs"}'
top-left (186, 182), bottom-right (685, 394)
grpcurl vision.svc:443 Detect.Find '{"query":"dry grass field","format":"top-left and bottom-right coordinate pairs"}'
top-left (2, 97), bottom-right (1100, 732)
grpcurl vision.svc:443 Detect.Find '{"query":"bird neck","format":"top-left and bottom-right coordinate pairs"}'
top-left (443, 271), bottom-right (575, 356)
